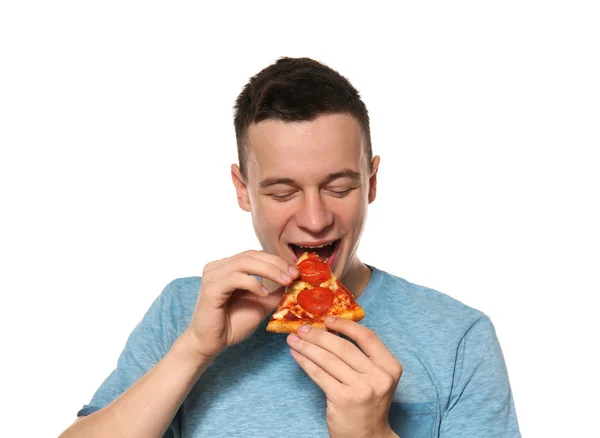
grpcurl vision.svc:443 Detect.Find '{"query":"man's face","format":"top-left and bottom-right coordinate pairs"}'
top-left (232, 113), bottom-right (379, 282)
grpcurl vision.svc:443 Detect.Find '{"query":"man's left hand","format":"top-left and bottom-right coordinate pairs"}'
top-left (287, 316), bottom-right (402, 438)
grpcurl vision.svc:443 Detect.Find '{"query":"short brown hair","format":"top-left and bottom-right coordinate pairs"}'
top-left (233, 57), bottom-right (372, 178)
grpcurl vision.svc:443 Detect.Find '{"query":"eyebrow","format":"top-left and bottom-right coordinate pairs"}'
top-left (258, 177), bottom-right (296, 189)
top-left (323, 169), bottom-right (361, 184)
top-left (258, 168), bottom-right (361, 189)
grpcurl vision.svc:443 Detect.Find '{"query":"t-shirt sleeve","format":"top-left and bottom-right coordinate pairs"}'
top-left (77, 280), bottom-right (183, 434)
top-left (440, 315), bottom-right (521, 438)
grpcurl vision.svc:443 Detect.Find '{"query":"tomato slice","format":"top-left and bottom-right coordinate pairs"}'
top-left (297, 287), bottom-right (334, 316)
top-left (298, 255), bottom-right (331, 286)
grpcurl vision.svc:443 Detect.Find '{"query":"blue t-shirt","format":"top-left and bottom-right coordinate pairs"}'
top-left (79, 268), bottom-right (520, 437)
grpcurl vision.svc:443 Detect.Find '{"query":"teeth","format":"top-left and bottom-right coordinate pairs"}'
top-left (297, 241), bottom-right (334, 249)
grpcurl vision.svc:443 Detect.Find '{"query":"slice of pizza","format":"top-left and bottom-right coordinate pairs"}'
top-left (266, 252), bottom-right (365, 333)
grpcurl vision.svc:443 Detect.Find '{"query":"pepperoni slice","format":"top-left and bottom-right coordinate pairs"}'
top-left (297, 287), bottom-right (334, 316)
top-left (297, 254), bottom-right (331, 286)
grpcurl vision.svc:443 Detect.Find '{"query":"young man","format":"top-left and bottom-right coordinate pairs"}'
top-left (60, 57), bottom-right (520, 437)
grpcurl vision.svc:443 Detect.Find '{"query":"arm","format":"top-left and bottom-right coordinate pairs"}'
top-left (59, 331), bottom-right (211, 438)
top-left (59, 251), bottom-right (299, 438)
top-left (440, 315), bottom-right (521, 438)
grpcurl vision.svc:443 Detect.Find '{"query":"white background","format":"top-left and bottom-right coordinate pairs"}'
top-left (1, 1), bottom-right (598, 437)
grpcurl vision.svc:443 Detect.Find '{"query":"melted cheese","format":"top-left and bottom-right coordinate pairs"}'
top-left (272, 272), bottom-right (343, 321)
top-left (271, 253), bottom-right (355, 322)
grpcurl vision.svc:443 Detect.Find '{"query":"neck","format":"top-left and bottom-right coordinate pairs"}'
top-left (339, 258), bottom-right (372, 299)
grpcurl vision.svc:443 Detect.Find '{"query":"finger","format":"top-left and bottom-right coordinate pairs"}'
top-left (253, 285), bottom-right (286, 313)
top-left (203, 250), bottom-right (299, 280)
top-left (228, 286), bottom-right (285, 324)
top-left (204, 273), bottom-right (269, 307)
top-left (233, 250), bottom-right (300, 278)
top-left (289, 347), bottom-right (344, 394)
top-left (202, 255), bottom-right (235, 275)
top-left (324, 317), bottom-right (401, 376)
top-left (218, 253), bottom-right (299, 288)
top-left (288, 331), bottom-right (360, 384)
top-left (295, 325), bottom-right (372, 373)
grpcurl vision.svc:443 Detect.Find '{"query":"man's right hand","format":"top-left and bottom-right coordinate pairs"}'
top-left (182, 250), bottom-right (299, 361)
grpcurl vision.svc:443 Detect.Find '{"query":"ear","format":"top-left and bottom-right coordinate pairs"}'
top-left (368, 155), bottom-right (380, 204)
top-left (231, 164), bottom-right (251, 212)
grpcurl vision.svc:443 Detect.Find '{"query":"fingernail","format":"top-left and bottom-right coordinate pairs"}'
top-left (325, 316), bottom-right (336, 325)
top-left (281, 273), bottom-right (292, 283)
top-left (298, 325), bottom-right (311, 333)
top-left (288, 334), bottom-right (300, 342)
top-left (261, 285), bottom-right (270, 296)
top-left (288, 266), bottom-right (300, 276)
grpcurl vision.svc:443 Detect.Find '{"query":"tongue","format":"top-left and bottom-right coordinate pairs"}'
top-left (313, 246), bottom-right (332, 260)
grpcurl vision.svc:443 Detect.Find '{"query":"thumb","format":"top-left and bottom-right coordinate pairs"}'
top-left (259, 285), bottom-right (286, 313)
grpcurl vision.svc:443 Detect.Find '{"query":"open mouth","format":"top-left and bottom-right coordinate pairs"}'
top-left (288, 239), bottom-right (340, 264)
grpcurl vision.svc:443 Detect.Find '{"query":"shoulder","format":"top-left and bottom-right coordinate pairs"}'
top-left (372, 269), bottom-right (486, 339)
top-left (365, 269), bottom-right (510, 411)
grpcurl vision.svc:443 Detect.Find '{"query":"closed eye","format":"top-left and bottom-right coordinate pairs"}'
top-left (268, 192), bottom-right (295, 201)
top-left (328, 188), bottom-right (355, 198)
top-left (268, 187), bottom-right (356, 201)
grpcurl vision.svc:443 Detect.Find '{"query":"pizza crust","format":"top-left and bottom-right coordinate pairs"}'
top-left (266, 319), bottom-right (327, 333)
top-left (266, 306), bottom-right (365, 333)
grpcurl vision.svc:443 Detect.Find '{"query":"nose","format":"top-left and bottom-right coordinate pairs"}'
top-left (295, 191), bottom-right (334, 234)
